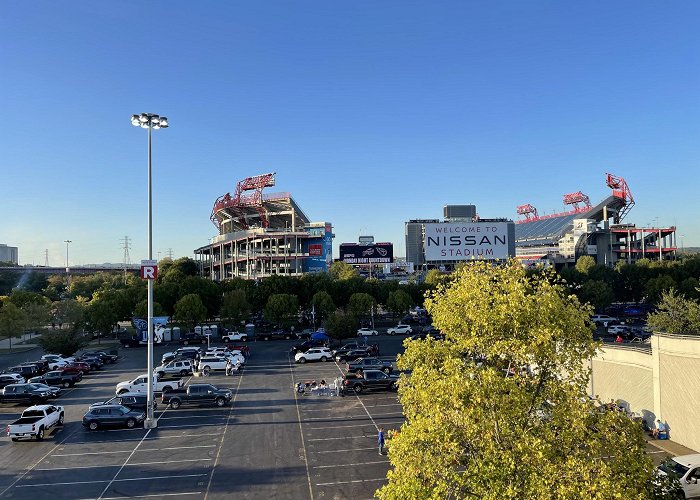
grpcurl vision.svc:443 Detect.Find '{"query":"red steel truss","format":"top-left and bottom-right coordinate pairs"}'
top-left (210, 173), bottom-right (276, 230)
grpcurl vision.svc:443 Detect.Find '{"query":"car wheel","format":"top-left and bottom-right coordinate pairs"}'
top-left (58, 413), bottom-right (65, 425)
top-left (320, 356), bottom-right (327, 362)
top-left (298, 357), bottom-right (306, 364)
top-left (118, 389), bottom-right (129, 395)
top-left (11, 437), bottom-right (18, 442)
top-left (125, 418), bottom-right (136, 429)
top-left (353, 385), bottom-right (363, 394)
top-left (36, 427), bottom-right (45, 441)
top-left (215, 397), bottom-right (225, 407)
top-left (62, 381), bottom-right (70, 388)
top-left (88, 421), bottom-right (99, 431)
top-left (179, 370), bottom-right (188, 376)
top-left (170, 399), bottom-right (181, 409)
top-left (242, 337), bottom-right (247, 342)
top-left (382, 367), bottom-right (391, 374)
top-left (183, 340), bottom-right (189, 345)
top-left (162, 385), bottom-right (173, 393)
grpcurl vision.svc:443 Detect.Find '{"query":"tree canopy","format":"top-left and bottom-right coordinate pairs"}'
top-left (378, 261), bottom-right (657, 499)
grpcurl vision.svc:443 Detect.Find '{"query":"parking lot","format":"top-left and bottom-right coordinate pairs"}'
top-left (0, 334), bottom-right (679, 499)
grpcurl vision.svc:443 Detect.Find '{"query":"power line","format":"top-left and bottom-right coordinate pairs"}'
top-left (121, 236), bottom-right (131, 284)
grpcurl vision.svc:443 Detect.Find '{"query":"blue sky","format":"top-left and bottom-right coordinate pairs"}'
top-left (1, 1), bottom-right (698, 266)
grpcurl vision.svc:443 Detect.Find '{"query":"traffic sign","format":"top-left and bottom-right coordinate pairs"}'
top-left (140, 259), bottom-right (158, 279)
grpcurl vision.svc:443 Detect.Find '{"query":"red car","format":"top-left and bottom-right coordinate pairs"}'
top-left (68, 362), bottom-right (92, 374)
top-left (60, 364), bottom-right (87, 377)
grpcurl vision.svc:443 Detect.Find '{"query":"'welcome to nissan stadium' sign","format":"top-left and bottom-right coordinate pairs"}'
top-left (424, 222), bottom-right (509, 261)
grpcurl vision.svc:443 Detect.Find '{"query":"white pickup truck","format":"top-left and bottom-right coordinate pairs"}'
top-left (7, 404), bottom-right (64, 441)
top-left (116, 374), bottom-right (183, 395)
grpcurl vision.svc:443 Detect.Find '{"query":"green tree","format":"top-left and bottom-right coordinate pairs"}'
top-left (264, 293), bottom-right (299, 328)
top-left (8, 290), bottom-right (46, 308)
top-left (577, 279), bottom-right (615, 311)
top-left (310, 291), bottom-right (335, 322)
top-left (132, 300), bottom-right (166, 318)
top-left (329, 261), bottom-right (359, 280)
top-left (647, 289), bottom-right (700, 335)
top-left (348, 292), bottom-right (376, 318)
top-left (174, 294), bottom-right (208, 331)
top-left (644, 275), bottom-right (677, 304)
top-left (386, 290), bottom-right (413, 318)
top-left (51, 299), bottom-right (85, 331)
top-left (575, 255), bottom-right (596, 274)
top-left (36, 330), bottom-right (89, 357)
top-left (324, 311), bottom-right (358, 341)
top-left (0, 301), bottom-right (27, 349)
top-left (220, 289), bottom-right (251, 329)
top-left (424, 269), bottom-right (444, 286)
top-left (21, 300), bottom-right (51, 338)
top-left (378, 261), bottom-right (657, 499)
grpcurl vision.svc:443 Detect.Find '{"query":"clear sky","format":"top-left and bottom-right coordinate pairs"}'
top-left (1, 1), bottom-right (698, 266)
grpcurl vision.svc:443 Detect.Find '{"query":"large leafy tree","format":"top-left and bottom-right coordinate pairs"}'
top-left (348, 292), bottom-right (376, 318)
top-left (0, 301), bottom-right (27, 349)
top-left (378, 261), bottom-right (657, 500)
top-left (310, 291), bottom-right (335, 322)
top-left (174, 294), bottom-right (208, 330)
top-left (325, 311), bottom-right (357, 341)
top-left (220, 289), bottom-right (251, 329)
top-left (36, 330), bottom-right (89, 357)
top-left (386, 290), bottom-right (413, 318)
top-left (647, 289), bottom-right (700, 335)
top-left (329, 261), bottom-right (359, 280)
top-left (264, 293), bottom-right (299, 328)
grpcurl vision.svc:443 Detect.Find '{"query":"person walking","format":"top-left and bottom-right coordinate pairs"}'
top-left (378, 427), bottom-right (385, 455)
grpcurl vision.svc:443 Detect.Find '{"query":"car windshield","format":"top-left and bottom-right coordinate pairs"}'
top-left (659, 459), bottom-right (690, 477)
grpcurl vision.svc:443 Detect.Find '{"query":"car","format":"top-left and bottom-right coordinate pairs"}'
top-left (78, 356), bottom-right (104, 371)
top-left (21, 360), bottom-right (50, 375)
top-left (340, 370), bottom-right (399, 394)
top-left (87, 351), bottom-right (118, 364)
top-left (91, 393), bottom-right (156, 412)
top-left (332, 342), bottom-right (368, 355)
top-left (221, 331), bottom-right (248, 342)
top-left (27, 383), bottom-right (61, 398)
top-left (347, 357), bottom-right (394, 374)
top-left (154, 359), bottom-right (194, 378)
top-left (162, 347), bottom-right (202, 365)
top-left (260, 330), bottom-right (294, 341)
top-left (591, 314), bottom-right (619, 327)
top-left (387, 324), bottom-right (413, 335)
top-left (116, 373), bottom-right (183, 395)
top-left (56, 364), bottom-right (85, 377)
top-left (295, 329), bottom-right (315, 340)
top-left (7, 404), bottom-right (65, 441)
top-left (607, 324), bottom-right (631, 335)
top-left (290, 339), bottom-right (328, 354)
top-left (161, 384), bottom-right (233, 409)
top-left (335, 348), bottom-right (372, 363)
top-left (179, 332), bottom-right (208, 345)
top-left (7, 365), bottom-right (39, 380)
top-left (120, 336), bottom-right (143, 348)
top-left (294, 348), bottom-right (333, 364)
top-left (0, 383), bottom-right (52, 405)
top-left (40, 355), bottom-right (75, 370)
top-left (29, 370), bottom-right (81, 388)
top-left (196, 353), bottom-right (245, 373)
top-left (0, 373), bottom-right (25, 388)
top-left (357, 328), bottom-right (379, 337)
top-left (66, 361), bottom-right (92, 375)
top-left (82, 404), bottom-right (146, 431)
top-left (657, 454), bottom-right (700, 499)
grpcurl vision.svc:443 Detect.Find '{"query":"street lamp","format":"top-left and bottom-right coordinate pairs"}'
top-left (64, 240), bottom-right (72, 287)
top-left (131, 112), bottom-right (168, 429)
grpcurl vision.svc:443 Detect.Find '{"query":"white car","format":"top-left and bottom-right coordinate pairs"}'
top-left (154, 360), bottom-right (194, 377)
top-left (607, 324), bottom-right (630, 335)
top-left (387, 324), bottom-right (413, 335)
top-left (203, 350), bottom-right (245, 364)
top-left (221, 331), bottom-right (248, 342)
top-left (357, 328), bottom-right (379, 337)
top-left (294, 348), bottom-right (333, 363)
top-left (591, 314), bottom-right (618, 327)
top-left (41, 355), bottom-right (75, 370)
top-left (657, 454), bottom-right (700, 499)
top-left (116, 374), bottom-right (183, 395)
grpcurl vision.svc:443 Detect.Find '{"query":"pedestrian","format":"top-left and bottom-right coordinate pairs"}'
top-left (378, 427), bottom-right (385, 455)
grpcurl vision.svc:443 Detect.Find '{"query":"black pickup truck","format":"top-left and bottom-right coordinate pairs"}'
top-left (340, 370), bottom-right (399, 394)
top-left (260, 329), bottom-right (294, 341)
top-left (346, 357), bottom-right (394, 374)
top-left (0, 383), bottom-right (53, 405)
top-left (28, 370), bottom-right (81, 388)
top-left (161, 384), bottom-right (233, 409)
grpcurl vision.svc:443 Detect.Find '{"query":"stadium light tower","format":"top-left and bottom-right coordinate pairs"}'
top-left (130, 112), bottom-right (168, 430)
top-left (64, 240), bottom-right (72, 287)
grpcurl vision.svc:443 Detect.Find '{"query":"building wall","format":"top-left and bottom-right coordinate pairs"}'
top-left (0, 244), bottom-right (18, 264)
top-left (589, 334), bottom-right (700, 452)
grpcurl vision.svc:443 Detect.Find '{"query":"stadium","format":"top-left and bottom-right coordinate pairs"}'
top-left (515, 173), bottom-right (678, 267)
top-left (194, 173), bottom-right (333, 280)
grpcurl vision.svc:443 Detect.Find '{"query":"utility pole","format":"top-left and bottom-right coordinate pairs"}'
top-left (166, 248), bottom-right (174, 259)
top-left (64, 240), bottom-right (72, 287)
top-left (44, 249), bottom-right (49, 267)
top-left (121, 236), bottom-right (131, 284)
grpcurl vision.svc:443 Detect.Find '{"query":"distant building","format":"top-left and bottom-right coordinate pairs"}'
top-left (0, 244), bottom-right (18, 264)
top-left (194, 173), bottom-right (333, 281)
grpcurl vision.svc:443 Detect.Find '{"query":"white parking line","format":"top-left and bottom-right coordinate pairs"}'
top-left (303, 414), bottom-right (374, 420)
top-left (62, 432), bottom-right (220, 445)
top-left (53, 444), bottom-right (217, 457)
top-left (286, 352), bottom-right (314, 500)
top-left (313, 447), bottom-right (376, 453)
top-left (36, 458), bottom-right (212, 471)
top-left (308, 436), bottom-right (373, 441)
top-left (315, 478), bottom-right (387, 486)
top-left (313, 460), bottom-right (388, 468)
top-left (16, 473), bottom-right (208, 488)
top-left (97, 428), bottom-right (153, 498)
top-left (309, 422), bottom-right (402, 430)
top-left (97, 493), bottom-right (202, 500)
top-left (157, 414), bottom-right (229, 421)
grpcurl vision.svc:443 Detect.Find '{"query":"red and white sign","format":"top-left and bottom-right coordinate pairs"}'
top-left (140, 259), bottom-right (158, 279)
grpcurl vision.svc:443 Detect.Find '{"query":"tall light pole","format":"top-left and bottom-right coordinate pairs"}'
top-left (64, 240), bottom-right (72, 287)
top-left (131, 112), bottom-right (168, 429)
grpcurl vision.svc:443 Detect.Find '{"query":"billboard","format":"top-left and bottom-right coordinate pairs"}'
top-left (340, 243), bottom-right (393, 264)
top-left (131, 316), bottom-right (168, 344)
top-left (424, 222), bottom-right (510, 261)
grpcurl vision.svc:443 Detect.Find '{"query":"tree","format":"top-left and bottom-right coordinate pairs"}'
top-left (386, 290), bottom-right (413, 318)
top-left (348, 292), bottom-right (376, 319)
top-left (132, 300), bottom-right (166, 318)
top-left (36, 330), bottom-right (89, 357)
top-left (424, 269), bottom-right (444, 287)
top-left (577, 279), bottom-right (615, 311)
top-left (377, 261), bottom-right (657, 499)
top-left (645, 275), bottom-right (677, 305)
top-left (324, 311), bottom-right (358, 341)
top-left (329, 261), bottom-right (359, 280)
top-left (575, 255), bottom-right (596, 274)
top-left (0, 302), bottom-right (27, 349)
top-left (220, 290), bottom-right (251, 329)
top-left (647, 289), bottom-right (700, 335)
top-left (174, 294), bottom-right (207, 330)
top-left (264, 293), bottom-right (299, 328)
top-left (21, 300), bottom-right (51, 338)
top-left (310, 291), bottom-right (335, 322)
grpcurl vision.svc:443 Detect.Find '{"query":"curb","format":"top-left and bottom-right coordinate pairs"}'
top-left (0, 346), bottom-right (41, 356)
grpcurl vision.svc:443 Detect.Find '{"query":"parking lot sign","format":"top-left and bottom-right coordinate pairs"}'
top-left (140, 259), bottom-right (158, 279)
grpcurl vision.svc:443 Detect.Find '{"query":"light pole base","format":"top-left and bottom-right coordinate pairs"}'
top-left (144, 418), bottom-right (158, 429)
